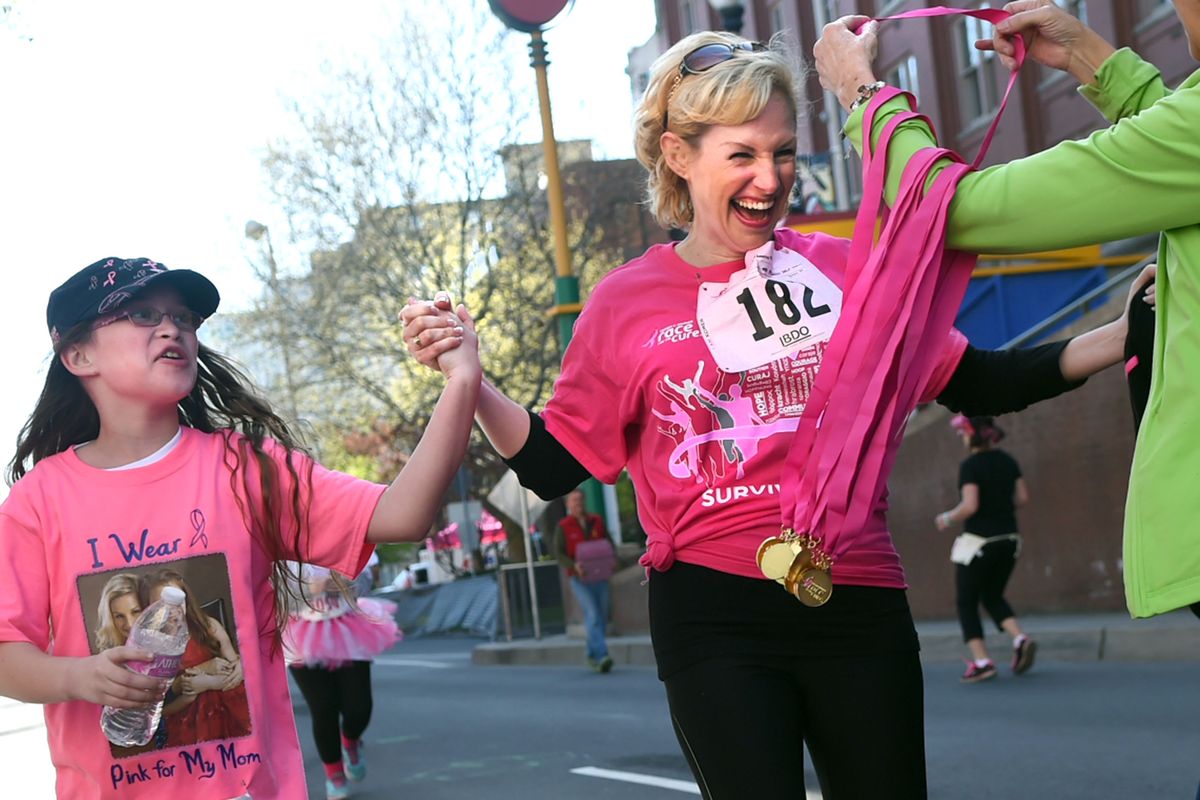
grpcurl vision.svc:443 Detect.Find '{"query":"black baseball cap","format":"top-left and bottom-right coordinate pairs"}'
top-left (47, 257), bottom-right (220, 345)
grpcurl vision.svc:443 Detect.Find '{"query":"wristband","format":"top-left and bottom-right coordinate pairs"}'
top-left (849, 80), bottom-right (887, 111)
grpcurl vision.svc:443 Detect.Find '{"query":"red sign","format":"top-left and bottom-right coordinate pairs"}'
top-left (488, 0), bottom-right (572, 32)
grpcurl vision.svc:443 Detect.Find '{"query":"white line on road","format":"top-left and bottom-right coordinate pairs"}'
top-left (570, 766), bottom-right (824, 798)
top-left (373, 657), bottom-right (455, 669)
top-left (570, 767), bottom-right (701, 794)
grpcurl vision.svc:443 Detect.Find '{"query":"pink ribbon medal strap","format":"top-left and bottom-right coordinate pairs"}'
top-left (855, 6), bottom-right (1026, 168)
top-left (765, 7), bottom-right (1024, 606)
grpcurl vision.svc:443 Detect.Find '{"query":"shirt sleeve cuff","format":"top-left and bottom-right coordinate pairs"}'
top-left (1078, 47), bottom-right (1164, 122)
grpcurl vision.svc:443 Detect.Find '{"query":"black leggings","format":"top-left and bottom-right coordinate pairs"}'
top-left (956, 539), bottom-right (1018, 642)
top-left (289, 661), bottom-right (374, 766)
top-left (664, 650), bottom-right (926, 799)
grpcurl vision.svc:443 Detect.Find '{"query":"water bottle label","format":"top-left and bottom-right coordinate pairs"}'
top-left (126, 653), bottom-right (183, 679)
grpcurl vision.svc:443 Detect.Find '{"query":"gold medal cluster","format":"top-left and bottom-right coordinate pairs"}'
top-left (756, 528), bottom-right (833, 607)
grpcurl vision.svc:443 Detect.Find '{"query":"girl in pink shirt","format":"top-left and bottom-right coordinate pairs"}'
top-left (0, 257), bottom-right (479, 799)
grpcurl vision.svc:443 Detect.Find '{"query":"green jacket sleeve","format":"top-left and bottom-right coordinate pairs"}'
top-left (843, 48), bottom-right (1199, 254)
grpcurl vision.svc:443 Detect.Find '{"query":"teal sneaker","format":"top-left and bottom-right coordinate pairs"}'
top-left (343, 740), bottom-right (366, 783)
top-left (325, 774), bottom-right (351, 800)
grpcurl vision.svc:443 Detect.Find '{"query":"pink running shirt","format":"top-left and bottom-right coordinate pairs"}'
top-left (0, 427), bottom-right (385, 799)
top-left (542, 228), bottom-right (966, 587)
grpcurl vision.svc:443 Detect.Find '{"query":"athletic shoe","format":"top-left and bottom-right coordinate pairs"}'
top-left (598, 655), bottom-right (614, 673)
top-left (1012, 638), bottom-right (1038, 675)
top-left (343, 740), bottom-right (366, 783)
top-left (960, 660), bottom-right (997, 683)
top-left (587, 657), bottom-right (602, 672)
top-left (325, 775), bottom-right (351, 800)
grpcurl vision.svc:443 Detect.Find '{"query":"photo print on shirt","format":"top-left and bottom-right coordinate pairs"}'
top-left (76, 553), bottom-right (253, 759)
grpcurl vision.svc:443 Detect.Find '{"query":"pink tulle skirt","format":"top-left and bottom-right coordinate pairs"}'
top-left (285, 598), bottom-right (401, 669)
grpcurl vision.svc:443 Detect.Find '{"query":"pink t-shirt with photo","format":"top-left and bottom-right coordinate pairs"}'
top-left (542, 228), bottom-right (966, 588)
top-left (0, 427), bottom-right (385, 799)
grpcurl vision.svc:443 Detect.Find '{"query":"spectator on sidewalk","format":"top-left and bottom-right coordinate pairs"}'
top-left (551, 489), bottom-right (614, 673)
top-left (936, 416), bottom-right (1036, 683)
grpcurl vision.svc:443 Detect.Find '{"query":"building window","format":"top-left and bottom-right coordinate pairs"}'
top-left (1135, 0), bottom-right (1172, 24)
top-left (770, 0), bottom-right (785, 35)
top-left (818, 1), bottom-right (839, 26)
top-left (882, 55), bottom-right (919, 99)
top-left (953, 9), bottom-right (1000, 127)
top-left (680, 0), bottom-right (697, 35)
top-left (1057, 0), bottom-right (1087, 25)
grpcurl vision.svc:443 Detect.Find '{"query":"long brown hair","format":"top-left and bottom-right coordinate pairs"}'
top-left (139, 569), bottom-right (225, 656)
top-left (9, 323), bottom-right (311, 648)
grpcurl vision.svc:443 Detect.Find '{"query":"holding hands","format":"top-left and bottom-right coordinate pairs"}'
top-left (401, 292), bottom-right (479, 381)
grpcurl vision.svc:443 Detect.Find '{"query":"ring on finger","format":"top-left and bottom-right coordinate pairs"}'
top-left (414, 333), bottom-right (423, 348)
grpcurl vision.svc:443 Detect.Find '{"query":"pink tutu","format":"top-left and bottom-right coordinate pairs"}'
top-left (285, 598), bottom-right (401, 669)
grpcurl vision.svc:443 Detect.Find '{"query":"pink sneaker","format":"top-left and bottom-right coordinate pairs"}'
top-left (961, 660), bottom-right (997, 683)
top-left (1012, 638), bottom-right (1038, 675)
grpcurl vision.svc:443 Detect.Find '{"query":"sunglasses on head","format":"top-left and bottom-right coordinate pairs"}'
top-left (664, 41), bottom-right (768, 128)
top-left (91, 305), bottom-right (205, 333)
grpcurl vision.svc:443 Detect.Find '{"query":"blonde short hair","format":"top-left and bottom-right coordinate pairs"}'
top-left (634, 31), bottom-right (801, 230)
top-left (94, 572), bottom-right (141, 651)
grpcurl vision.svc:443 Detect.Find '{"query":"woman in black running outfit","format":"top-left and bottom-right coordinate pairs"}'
top-left (936, 416), bottom-right (1036, 683)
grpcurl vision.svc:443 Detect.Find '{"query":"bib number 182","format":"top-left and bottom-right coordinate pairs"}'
top-left (735, 280), bottom-right (831, 342)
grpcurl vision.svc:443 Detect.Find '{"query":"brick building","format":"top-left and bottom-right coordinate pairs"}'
top-left (630, 1), bottom-right (1189, 212)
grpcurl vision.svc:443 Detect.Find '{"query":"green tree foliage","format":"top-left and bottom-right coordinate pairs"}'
top-left (228, 4), bottom-right (649, 509)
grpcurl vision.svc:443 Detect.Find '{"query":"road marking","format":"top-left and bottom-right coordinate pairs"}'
top-left (570, 767), bottom-right (701, 794)
top-left (373, 657), bottom-right (455, 669)
top-left (571, 766), bottom-right (824, 798)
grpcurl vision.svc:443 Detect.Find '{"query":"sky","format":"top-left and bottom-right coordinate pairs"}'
top-left (0, 0), bottom-right (656, 501)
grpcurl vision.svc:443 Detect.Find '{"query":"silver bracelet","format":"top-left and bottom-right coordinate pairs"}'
top-left (849, 80), bottom-right (887, 112)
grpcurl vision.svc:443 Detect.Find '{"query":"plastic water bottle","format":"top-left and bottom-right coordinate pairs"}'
top-left (100, 585), bottom-right (189, 747)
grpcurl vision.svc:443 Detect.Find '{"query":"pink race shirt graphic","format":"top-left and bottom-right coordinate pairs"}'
top-left (653, 342), bottom-right (828, 487)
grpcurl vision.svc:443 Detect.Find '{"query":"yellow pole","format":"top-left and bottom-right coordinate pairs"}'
top-left (530, 29), bottom-right (573, 285)
top-left (528, 29), bottom-right (601, 517)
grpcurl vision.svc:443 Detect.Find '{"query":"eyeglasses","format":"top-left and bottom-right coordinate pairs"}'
top-left (664, 41), bottom-right (768, 128)
top-left (92, 306), bottom-right (205, 332)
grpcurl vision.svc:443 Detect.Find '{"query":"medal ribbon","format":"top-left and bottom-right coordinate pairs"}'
top-left (778, 7), bottom-right (1025, 567)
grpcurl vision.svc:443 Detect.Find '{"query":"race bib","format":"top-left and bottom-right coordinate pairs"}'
top-left (696, 241), bottom-right (842, 372)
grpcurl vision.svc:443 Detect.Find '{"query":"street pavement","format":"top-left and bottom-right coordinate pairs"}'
top-left (3, 616), bottom-right (1197, 799)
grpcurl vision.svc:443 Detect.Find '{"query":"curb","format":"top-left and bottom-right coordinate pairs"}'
top-left (472, 611), bottom-right (1200, 667)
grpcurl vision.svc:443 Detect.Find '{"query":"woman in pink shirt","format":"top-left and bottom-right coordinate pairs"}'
top-left (403, 31), bottom-right (1140, 798)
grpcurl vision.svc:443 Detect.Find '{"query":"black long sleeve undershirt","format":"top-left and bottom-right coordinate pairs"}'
top-left (503, 340), bottom-right (1085, 500)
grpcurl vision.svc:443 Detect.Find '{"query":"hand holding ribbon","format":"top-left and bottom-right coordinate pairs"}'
top-left (765, 7), bottom-right (1023, 605)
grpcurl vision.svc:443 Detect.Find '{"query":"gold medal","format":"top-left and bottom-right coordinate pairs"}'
top-left (791, 566), bottom-right (833, 607)
top-left (756, 536), bottom-right (785, 569)
top-left (759, 540), bottom-right (800, 581)
top-left (781, 535), bottom-right (833, 607)
top-left (762, 528), bottom-right (834, 606)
